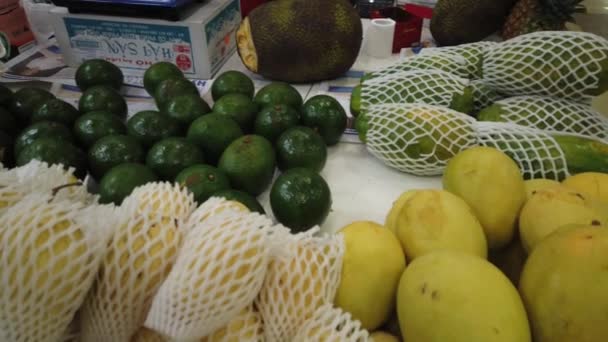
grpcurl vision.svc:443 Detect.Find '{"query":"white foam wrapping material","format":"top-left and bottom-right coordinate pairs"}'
top-left (0, 160), bottom-right (95, 214)
top-left (144, 199), bottom-right (279, 340)
top-left (122, 182), bottom-right (196, 226)
top-left (470, 79), bottom-right (504, 113)
top-left (365, 103), bottom-right (478, 176)
top-left (482, 31), bottom-right (608, 101)
top-left (0, 195), bottom-right (115, 342)
top-left (368, 53), bottom-right (469, 79)
top-left (79, 182), bottom-right (195, 342)
top-left (473, 121), bottom-right (570, 180)
top-left (201, 305), bottom-right (263, 342)
top-left (480, 95), bottom-right (608, 140)
top-left (292, 304), bottom-right (370, 342)
top-left (361, 70), bottom-right (470, 114)
top-left (419, 41), bottom-right (497, 79)
top-left (256, 229), bottom-right (345, 342)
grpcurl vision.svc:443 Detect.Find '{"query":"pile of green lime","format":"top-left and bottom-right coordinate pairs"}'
top-left (0, 60), bottom-right (346, 229)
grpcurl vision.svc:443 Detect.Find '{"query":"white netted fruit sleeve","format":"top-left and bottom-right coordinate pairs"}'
top-left (482, 31), bottom-right (608, 101)
top-left (478, 95), bottom-right (608, 140)
top-left (420, 41), bottom-right (497, 79)
top-left (0, 195), bottom-right (114, 342)
top-left (0, 160), bottom-right (95, 213)
top-left (292, 304), bottom-right (371, 342)
top-left (473, 121), bottom-right (570, 180)
top-left (79, 183), bottom-right (194, 342)
top-left (144, 200), bottom-right (281, 340)
top-left (365, 103), bottom-right (478, 176)
top-left (366, 53), bottom-right (469, 79)
top-left (470, 79), bottom-right (504, 113)
top-left (256, 229), bottom-right (345, 342)
top-left (360, 70), bottom-right (471, 114)
top-left (200, 305), bottom-right (263, 342)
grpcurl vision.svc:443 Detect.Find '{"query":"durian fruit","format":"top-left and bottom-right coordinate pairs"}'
top-left (0, 160), bottom-right (94, 213)
top-left (0, 195), bottom-right (114, 342)
top-left (80, 182), bottom-right (195, 342)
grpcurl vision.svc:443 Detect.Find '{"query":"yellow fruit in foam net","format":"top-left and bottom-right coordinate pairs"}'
top-left (80, 203), bottom-right (183, 342)
top-left (123, 182), bottom-right (196, 221)
top-left (131, 327), bottom-right (168, 342)
top-left (0, 195), bottom-right (110, 342)
top-left (201, 306), bottom-right (263, 342)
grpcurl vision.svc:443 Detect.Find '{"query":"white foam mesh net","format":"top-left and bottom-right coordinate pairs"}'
top-left (479, 95), bottom-right (608, 140)
top-left (131, 327), bottom-right (168, 342)
top-left (470, 79), bottom-right (504, 113)
top-left (292, 304), bottom-right (370, 342)
top-left (0, 195), bottom-right (114, 342)
top-left (473, 121), bottom-right (570, 180)
top-left (365, 103), bottom-right (478, 176)
top-left (256, 229), bottom-right (345, 342)
top-left (200, 305), bottom-right (263, 342)
top-left (144, 199), bottom-right (280, 340)
top-left (482, 31), bottom-right (608, 101)
top-left (79, 200), bottom-right (186, 342)
top-left (121, 182), bottom-right (196, 226)
top-left (360, 70), bottom-right (470, 114)
top-left (0, 160), bottom-right (95, 214)
top-left (420, 41), bottom-right (497, 79)
top-left (367, 53), bottom-right (470, 79)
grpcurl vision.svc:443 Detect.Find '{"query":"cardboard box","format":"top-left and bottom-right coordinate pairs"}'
top-left (50, 0), bottom-right (241, 79)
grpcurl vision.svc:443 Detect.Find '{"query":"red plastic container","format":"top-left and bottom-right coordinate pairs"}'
top-left (240, 0), bottom-right (267, 17)
top-left (370, 6), bottom-right (425, 53)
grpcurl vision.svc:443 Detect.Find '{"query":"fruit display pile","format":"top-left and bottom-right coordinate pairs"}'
top-left (0, 59), bottom-right (348, 232)
top-left (352, 30), bottom-right (608, 179)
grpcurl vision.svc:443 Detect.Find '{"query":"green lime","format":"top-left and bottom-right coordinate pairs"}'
top-left (127, 110), bottom-right (181, 148)
top-left (253, 104), bottom-right (300, 143)
top-left (0, 107), bottom-right (19, 137)
top-left (146, 137), bottom-right (204, 180)
top-left (9, 87), bottom-right (55, 125)
top-left (31, 98), bottom-right (80, 125)
top-left (212, 93), bottom-right (259, 132)
top-left (218, 135), bottom-right (276, 196)
top-left (14, 121), bottom-right (73, 156)
top-left (78, 85), bottom-right (127, 118)
top-left (88, 134), bottom-right (145, 179)
top-left (212, 189), bottom-right (265, 214)
top-left (73, 111), bottom-right (127, 147)
top-left (276, 126), bottom-right (327, 172)
top-left (186, 113), bottom-right (243, 164)
top-left (75, 59), bottom-right (124, 91)
top-left (301, 95), bottom-right (347, 146)
top-left (270, 168), bottom-right (331, 232)
top-left (99, 163), bottom-right (158, 205)
top-left (16, 137), bottom-right (87, 178)
top-left (0, 84), bottom-right (13, 107)
top-left (175, 164), bottom-right (231, 204)
top-left (164, 94), bottom-right (211, 126)
top-left (211, 70), bottom-right (255, 101)
top-left (254, 82), bottom-right (303, 109)
top-left (143, 61), bottom-right (184, 95)
top-left (0, 130), bottom-right (15, 167)
top-left (154, 77), bottom-right (199, 110)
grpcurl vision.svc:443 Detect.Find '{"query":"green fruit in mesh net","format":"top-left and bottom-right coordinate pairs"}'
top-left (482, 31), bottom-right (608, 100)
